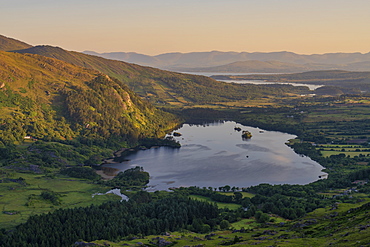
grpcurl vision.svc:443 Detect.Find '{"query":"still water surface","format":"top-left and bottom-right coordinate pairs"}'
top-left (180, 72), bottom-right (323, 90)
top-left (105, 121), bottom-right (326, 190)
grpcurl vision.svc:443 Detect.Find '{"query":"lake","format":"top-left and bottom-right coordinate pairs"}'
top-left (104, 121), bottom-right (326, 191)
top-left (218, 79), bottom-right (322, 90)
top-left (179, 72), bottom-right (323, 90)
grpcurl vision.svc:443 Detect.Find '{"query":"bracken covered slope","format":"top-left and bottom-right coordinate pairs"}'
top-left (0, 50), bottom-right (178, 145)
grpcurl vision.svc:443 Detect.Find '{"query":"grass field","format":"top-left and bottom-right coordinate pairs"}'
top-left (0, 169), bottom-right (122, 228)
top-left (317, 144), bottom-right (370, 158)
top-left (320, 151), bottom-right (370, 158)
top-left (219, 191), bottom-right (255, 198)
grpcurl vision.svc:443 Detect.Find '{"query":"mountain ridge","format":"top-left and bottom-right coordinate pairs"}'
top-left (0, 34), bottom-right (32, 51)
top-left (83, 50), bottom-right (370, 72)
top-left (14, 45), bottom-right (311, 105)
top-left (183, 60), bottom-right (370, 73)
top-left (0, 50), bottom-right (178, 145)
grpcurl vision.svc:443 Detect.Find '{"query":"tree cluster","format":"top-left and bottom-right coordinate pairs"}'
top-left (103, 166), bottom-right (150, 189)
top-left (0, 196), bottom-right (220, 247)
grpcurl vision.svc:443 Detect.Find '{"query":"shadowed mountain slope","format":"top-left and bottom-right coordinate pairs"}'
top-left (0, 34), bottom-right (32, 51)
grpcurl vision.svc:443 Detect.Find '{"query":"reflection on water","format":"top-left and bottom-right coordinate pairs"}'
top-left (178, 72), bottom-right (323, 90)
top-left (104, 121), bottom-right (326, 190)
top-left (220, 79), bottom-right (323, 90)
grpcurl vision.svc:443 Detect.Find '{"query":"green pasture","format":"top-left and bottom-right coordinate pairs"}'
top-left (219, 191), bottom-right (255, 198)
top-left (321, 151), bottom-right (370, 158)
top-left (230, 218), bottom-right (256, 229)
top-left (319, 144), bottom-right (363, 148)
top-left (317, 144), bottom-right (370, 157)
top-left (0, 169), bottom-right (121, 228)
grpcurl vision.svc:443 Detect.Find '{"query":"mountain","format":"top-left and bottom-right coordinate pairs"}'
top-left (14, 45), bottom-right (309, 105)
top-left (345, 61), bottom-right (370, 71)
top-left (83, 50), bottom-right (163, 67)
top-left (183, 60), bottom-right (370, 73)
top-left (0, 50), bottom-right (178, 146)
top-left (0, 34), bottom-right (32, 51)
top-left (184, 60), bottom-right (339, 73)
top-left (84, 50), bottom-right (370, 72)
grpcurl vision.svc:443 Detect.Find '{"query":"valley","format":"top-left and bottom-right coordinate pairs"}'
top-left (1, 34), bottom-right (370, 246)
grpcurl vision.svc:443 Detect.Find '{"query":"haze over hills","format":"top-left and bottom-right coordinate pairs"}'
top-left (3, 32), bottom-right (369, 73)
top-left (84, 50), bottom-right (370, 72)
top-left (185, 60), bottom-right (337, 73)
top-left (185, 60), bottom-right (370, 74)
top-left (213, 70), bottom-right (370, 95)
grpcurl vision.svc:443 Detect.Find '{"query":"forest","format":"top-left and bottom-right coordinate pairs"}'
top-left (0, 196), bottom-right (220, 246)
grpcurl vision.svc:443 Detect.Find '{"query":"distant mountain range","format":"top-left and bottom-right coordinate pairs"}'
top-left (2, 33), bottom-right (370, 108)
top-left (84, 50), bottom-right (370, 72)
top-left (0, 34), bottom-right (308, 120)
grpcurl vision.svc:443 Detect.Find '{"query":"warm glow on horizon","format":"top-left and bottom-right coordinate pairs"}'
top-left (1, 0), bottom-right (370, 55)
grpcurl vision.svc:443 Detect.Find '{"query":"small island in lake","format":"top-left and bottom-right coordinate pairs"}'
top-left (241, 130), bottom-right (252, 139)
top-left (234, 127), bottom-right (242, 132)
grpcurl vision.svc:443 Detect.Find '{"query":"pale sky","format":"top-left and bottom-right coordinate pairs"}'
top-left (1, 0), bottom-right (370, 55)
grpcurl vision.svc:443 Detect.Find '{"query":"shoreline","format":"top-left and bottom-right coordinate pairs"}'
top-left (96, 138), bottom-right (181, 179)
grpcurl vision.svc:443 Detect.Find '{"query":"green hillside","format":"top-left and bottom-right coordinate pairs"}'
top-left (0, 50), bottom-right (178, 146)
top-left (14, 46), bottom-right (310, 106)
top-left (0, 34), bottom-right (32, 51)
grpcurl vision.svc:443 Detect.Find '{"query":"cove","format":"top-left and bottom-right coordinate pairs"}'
top-left (104, 121), bottom-right (326, 191)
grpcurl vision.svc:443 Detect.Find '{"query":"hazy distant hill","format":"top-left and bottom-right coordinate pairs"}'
top-left (184, 60), bottom-right (370, 73)
top-left (185, 60), bottom-right (339, 73)
top-left (83, 50), bottom-right (370, 72)
top-left (213, 70), bottom-right (370, 93)
top-left (345, 61), bottom-right (370, 71)
top-left (84, 50), bottom-right (163, 67)
top-left (0, 34), bottom-right (32, 51)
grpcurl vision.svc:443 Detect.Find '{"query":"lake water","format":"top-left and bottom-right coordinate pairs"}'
top-left (219, 79), bottom-right (322, 90)
top-left (180, 72), bottom-right (323, 90)
top-left (180, 72), bottom-right (283, 77)
top-left (104, 121), bottom-right (326, 191)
